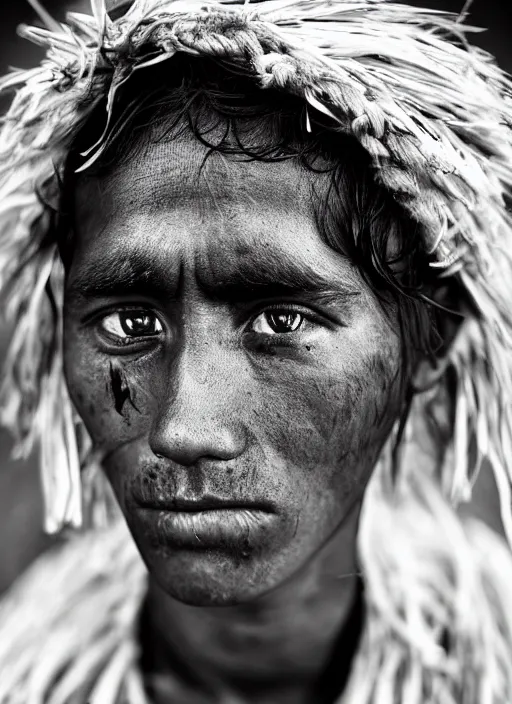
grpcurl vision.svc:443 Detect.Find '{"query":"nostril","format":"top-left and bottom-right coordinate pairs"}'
top-left (149, 421), bottom-right (247, 468)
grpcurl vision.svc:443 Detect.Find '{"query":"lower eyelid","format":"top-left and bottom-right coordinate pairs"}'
top-left (94, 333), bottom-right (163, 357)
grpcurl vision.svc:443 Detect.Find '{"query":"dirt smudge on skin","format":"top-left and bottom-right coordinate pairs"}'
top-left (109, 362), bottom-right (140, 415)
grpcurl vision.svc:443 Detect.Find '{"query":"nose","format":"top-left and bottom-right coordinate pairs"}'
top-left (148, 356), bottom-right (248, 467)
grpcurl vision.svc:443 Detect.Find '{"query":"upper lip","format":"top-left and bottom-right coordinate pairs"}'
top-left (135, 495), bottom-right (275, 513)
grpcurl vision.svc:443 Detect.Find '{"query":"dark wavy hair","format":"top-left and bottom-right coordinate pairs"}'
top-left (55, 53), bottom-right (463, 391)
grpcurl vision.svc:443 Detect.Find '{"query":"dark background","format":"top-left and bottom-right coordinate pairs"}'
top-left (0, 0), bottom-right (509, 592)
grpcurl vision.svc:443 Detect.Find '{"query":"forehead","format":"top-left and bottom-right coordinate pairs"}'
top-left (71, 129), bottom-right (358, 290)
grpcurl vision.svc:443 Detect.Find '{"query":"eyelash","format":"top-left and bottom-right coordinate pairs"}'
top-left (92, 306), bottom-right (165, 352)
top-left (248, 304), bottom-right (324, 332)
top-left (93, 302), bottom-right (328, 353)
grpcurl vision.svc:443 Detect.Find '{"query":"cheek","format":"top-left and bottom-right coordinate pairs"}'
top-left (63, 328), bottom-right (155, 453)
top-left (247, 328), bottom-right (402, 501)
top-left (64, 311), bottom-right (402, 517)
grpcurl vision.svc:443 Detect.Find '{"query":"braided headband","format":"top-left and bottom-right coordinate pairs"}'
top-left (0, 0), bottom-right (511, 533)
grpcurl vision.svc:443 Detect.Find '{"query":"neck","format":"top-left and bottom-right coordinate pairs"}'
top-left (140, 503), bottom-right (363, 704)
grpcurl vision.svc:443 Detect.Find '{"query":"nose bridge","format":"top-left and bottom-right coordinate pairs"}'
top-left (148, 338), bottom-right (247, 465)
top-left (168, 341), bottom-right (231, 420)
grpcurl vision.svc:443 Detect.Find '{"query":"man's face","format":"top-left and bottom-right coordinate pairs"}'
top-left (63, 130), bottom-right (403, 605)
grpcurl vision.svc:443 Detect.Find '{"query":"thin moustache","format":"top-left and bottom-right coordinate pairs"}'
top-left (134, 494), bottom-right (276, 513)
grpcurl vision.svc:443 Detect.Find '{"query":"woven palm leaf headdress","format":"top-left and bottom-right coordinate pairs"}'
top-left (2, 1), bottom-right (512, 701)
top-left (1, 0), bottom-right (512, 528)
top-left (3, 0), bottom-right (511, 533)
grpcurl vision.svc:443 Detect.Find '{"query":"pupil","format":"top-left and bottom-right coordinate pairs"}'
top-left (267, 312), bottom-right (301, 333)
top-left (120, 313), bottom-right (154, 336)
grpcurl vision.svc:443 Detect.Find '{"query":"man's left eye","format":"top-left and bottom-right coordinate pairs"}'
top-left (251, 310), bottom-right (304, 335)
top-left (101, 311), bottom-right (163, 339)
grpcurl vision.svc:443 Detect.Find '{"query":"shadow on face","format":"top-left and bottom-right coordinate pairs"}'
top-left (62, 63), bottom-right (410, 605)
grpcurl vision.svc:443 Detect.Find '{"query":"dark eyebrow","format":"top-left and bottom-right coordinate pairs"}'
top-left (66, 249), bottom-right (179, 302)
top-left (199, 252), bottom-right (361, 306)
top-left (66, 246), bottom-right (361, 306)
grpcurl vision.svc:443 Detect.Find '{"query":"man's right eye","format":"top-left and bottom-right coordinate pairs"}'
top-left (100, 311), bottom-right (164, 340)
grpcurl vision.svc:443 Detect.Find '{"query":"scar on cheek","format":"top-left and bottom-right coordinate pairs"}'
top-left (109, 361), bottom-right (140, 415)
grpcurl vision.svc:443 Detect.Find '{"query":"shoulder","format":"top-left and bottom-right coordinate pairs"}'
top-left (0, 520), bottom-right (147, 704)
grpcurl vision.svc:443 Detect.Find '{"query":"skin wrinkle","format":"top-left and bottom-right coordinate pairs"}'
top-left (63, 123), bottom-right (407, 703)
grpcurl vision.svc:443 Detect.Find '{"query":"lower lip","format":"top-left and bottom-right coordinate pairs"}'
top-left (135, 507), bottom-right (277, 548)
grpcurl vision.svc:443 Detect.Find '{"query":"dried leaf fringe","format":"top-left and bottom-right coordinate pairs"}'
top-left (347, 454), bottom-right (512, 704)
top-left (1, 1), bottom-right (512, 701)
top-left (0, 520), bottom-right (147, 704)
top-left (0, 0), bottom-right (511, 533)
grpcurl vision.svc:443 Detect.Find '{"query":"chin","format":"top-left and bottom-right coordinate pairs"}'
top-left (123, 503), bottom-right (296, 605)
top-left (143, 545), bottom-right (278, 606)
